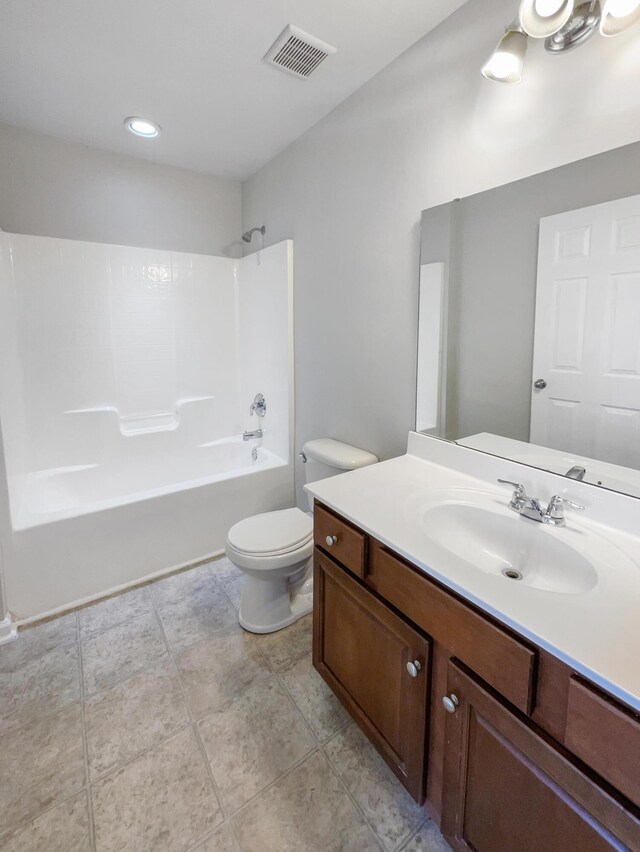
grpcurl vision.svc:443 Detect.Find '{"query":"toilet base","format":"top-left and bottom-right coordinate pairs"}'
top-left (239, 592), bottom-right (312, 634)
top-left (238, 560), bottom-right (313, 634)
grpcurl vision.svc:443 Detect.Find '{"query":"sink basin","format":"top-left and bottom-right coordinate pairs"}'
top-left (421, 500), bottom-right (599, 595)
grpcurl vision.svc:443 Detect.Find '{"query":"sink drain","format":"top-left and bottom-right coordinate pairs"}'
top-left (501, 567), bottom-right (523, 581)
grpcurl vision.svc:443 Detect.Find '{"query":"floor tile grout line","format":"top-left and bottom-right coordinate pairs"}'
top-left (192, 721), bottom-right (230, 823)
top-left (0, 782), bottom-right (93, 845)
top-left (221, 743), bottom-right (323, 824)
top-left (0, 624), bottom-right (89, 844)
top-left (81, 650), bottom-right (171, 701)
top-left (149, 585), bottom-right (229, 825)
top-left (0, 629), bottom-right (82, 745)
top-left (79, 599), bottom-right (158, 644)
top-left (0, 613), bottom-right (80, 674)
top-left (86, 719), bottom-right (195, 787)
top-left (395, 815), bottom-right (431, 852)
top-left (320, 733), bottom-right (389, 851)
top-left (321, 725), bottom-right (426, 852)
top-left (182, 818), bottom-right (241, 852)
top-left (77, 623), bottom-right (98, 852)
top-left (274, 667), bottom-right (325, 747)
top-left (0, 691), bottom-right (83, 741)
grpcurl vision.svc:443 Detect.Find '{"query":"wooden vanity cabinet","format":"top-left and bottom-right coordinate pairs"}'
top-left (441, 661), bottom-right (640, 852)
top-left (313, 548), bottom-right (430, 801)
top-left (312, 502), bottom-right (640, 850)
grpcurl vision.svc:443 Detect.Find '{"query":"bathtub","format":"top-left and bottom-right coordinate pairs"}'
top-left (4, 437), bottom-right (293, 622)
top-left (9, 438), bottom-right (285, 530)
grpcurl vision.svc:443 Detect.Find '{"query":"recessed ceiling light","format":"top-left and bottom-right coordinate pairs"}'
top-left (124, 117), bottom-right (161, 138)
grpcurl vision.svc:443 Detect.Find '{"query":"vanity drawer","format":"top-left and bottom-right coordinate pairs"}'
top-left (564, 677), bottom-right (640, 808)
top-left (314, 503), bottom-right (367, 579)
top-left (367, 542), bottom-right (537, 714)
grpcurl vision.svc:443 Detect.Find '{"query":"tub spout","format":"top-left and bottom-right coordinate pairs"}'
top-left (243, 429), bottom-right (263, 441)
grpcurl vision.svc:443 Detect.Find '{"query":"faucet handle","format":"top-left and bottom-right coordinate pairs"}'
top-left (497, 479), bottom-right (526, 496)
top-left (548, 495), bottom-right (585, 513)
top-left (544, 494), bottom-right (585, 526)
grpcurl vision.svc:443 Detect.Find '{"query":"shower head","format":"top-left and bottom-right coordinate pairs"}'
top-left (242, 225), bottom-right (266, 243)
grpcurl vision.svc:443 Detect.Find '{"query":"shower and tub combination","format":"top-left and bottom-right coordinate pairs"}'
top-left (0, 231), bottom-right (294, 621)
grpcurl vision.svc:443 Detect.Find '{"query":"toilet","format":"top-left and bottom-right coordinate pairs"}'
top-left (225, 438), bottom-right (378, 633)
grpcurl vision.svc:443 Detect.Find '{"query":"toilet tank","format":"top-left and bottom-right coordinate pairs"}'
top-left (302, 438), bottom-right (378, 511)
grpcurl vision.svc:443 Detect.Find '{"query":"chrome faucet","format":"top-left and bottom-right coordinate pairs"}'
top-left (565, 465), bottom-right (586, 481)
top-left (497, 479), bottom-right (584, 527)
top-left (243, 429), bottom-right (263, 441)
top-left (249, 393), bottom-right (267, 418)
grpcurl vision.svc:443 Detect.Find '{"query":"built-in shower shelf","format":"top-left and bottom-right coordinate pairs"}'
top-left (65, 397), bottom-right (215, 436)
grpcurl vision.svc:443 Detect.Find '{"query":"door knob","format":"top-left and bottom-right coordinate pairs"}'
top-left (325, 535), bottom-right (338, 547)
top-left (406, 660), bottom-right (422, 678)
top-left (533, 379), bottom-right (547, 389)
top-left (442, 694), bottom-right (459, 714)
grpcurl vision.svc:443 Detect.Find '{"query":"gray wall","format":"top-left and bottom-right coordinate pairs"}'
top-left (0, 124), bottom-right (242, 256)
top-left (421, 141), bottom-right (640, 442)
top-left (242, 0), bottom-right (640, 506)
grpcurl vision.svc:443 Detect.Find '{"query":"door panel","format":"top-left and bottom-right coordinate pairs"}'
top-left (313, 548), bottom-right (430, 802)
top-left (531, 194), bottom-right (640, 468)
top-left (441, 661), bottom-right (640, 851)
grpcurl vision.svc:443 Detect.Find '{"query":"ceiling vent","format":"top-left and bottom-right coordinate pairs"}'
top-left (264, 25), bottom-right (337, 79)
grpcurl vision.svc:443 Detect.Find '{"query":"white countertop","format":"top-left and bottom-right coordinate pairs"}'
top-left (305, 433), bottom-right (640, 712)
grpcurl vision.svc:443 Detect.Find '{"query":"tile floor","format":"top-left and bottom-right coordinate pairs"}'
top-left (0, 557), bottom-right (451, 852)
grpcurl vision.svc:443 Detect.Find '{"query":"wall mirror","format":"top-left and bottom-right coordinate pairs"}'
top-left (417, 140), bottom-right (640, 499)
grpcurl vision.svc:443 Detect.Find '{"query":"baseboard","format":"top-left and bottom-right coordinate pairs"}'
top-left (16, 548), bottom-right (225, 627)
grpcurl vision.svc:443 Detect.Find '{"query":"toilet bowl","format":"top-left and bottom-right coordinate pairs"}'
top-left (225, 438), bottom-right (378, 634)
top-left (226, 507), bottom-right (314, 633)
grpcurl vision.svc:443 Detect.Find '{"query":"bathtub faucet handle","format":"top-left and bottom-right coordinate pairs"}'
top-left (250, 393), bottom-right (267, 417)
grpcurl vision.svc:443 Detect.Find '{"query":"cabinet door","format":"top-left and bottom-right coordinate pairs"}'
top-left (313, 549), bottom-right (430, 802)
top-left (442, 661), bottom-right (640, 852)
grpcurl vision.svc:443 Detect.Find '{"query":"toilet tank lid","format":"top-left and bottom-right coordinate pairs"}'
top-left (302, 438), bottom-right (378, 470)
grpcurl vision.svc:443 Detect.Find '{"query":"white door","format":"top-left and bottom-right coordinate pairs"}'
top-left (531, 194), bottom-right (640, 469)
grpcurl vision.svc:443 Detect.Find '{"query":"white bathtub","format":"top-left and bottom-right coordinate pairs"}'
top-left (5, 437), bottom-right (293, 622)
top-left (9, 438), bottom-right (284, 530)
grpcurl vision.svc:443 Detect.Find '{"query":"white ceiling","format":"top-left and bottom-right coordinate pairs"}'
top-left (0, 0), bottom-right (467, 180)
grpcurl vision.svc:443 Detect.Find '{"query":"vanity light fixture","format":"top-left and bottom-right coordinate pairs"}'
top-left (600, 0), bottom-right (640, 34)
top-left (124, 117), bottom-right (161, 138)
top-left (482, 28), bottom-right (528, 83)
top-left (519, 0), bottom-right (575, 37)
top-left (483, 0), bottom-right (640, 83)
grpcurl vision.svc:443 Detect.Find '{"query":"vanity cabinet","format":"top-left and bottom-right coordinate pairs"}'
top-left (441, 661), bottom-right (639, 852)
top-left (312, 501), bottom-right (640, 851)
top-left (313, 548), bottom-right (430, 801)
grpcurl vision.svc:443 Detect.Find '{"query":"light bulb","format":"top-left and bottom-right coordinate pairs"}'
top-left (487, 52), bottom-right (521, 79)
top-left (124, 117), bottom-right (161, 138)
top-left (534, 0), bottom-right (565, 15)
top-left (519, 0), bottom-right (574, 36)
top-left (600, 0), bottom-right (640, 33)
top-left (482, 30), bottom-right (528, 84)
top-left (605, 0), bottom-right (640, 15)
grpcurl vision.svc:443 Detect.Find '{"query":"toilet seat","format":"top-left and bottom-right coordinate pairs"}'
top-left (227, 508), bottom-right (312, 557)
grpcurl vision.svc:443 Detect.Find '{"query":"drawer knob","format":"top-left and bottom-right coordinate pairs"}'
top-left (442, 694), bottom-right (459, 714)
top-left (325, 535), bottom-right (338, 547)
top-left (406, 660), bottom-right (422, 678)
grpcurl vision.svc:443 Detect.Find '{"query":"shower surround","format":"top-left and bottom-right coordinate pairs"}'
top-left (0, 234), bottom-right (294, 620)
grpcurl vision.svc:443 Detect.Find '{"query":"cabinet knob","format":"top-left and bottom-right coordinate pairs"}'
top-left (442, 694), bottom-right (459, 714)
top-left (406, 660), bottom-right (422, 678)
top-left (325, 535), bottom-right (338, 547)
